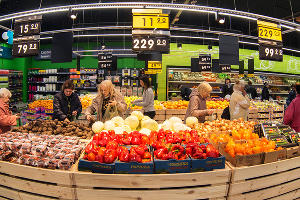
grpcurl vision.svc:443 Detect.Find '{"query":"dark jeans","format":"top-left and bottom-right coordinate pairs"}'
top-left (144, 111), bottom-right (156, 119)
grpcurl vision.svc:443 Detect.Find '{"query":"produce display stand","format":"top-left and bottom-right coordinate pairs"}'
top-left (227, 156), bottom-right (300, 200)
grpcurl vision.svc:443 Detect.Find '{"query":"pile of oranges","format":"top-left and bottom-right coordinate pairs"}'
top-left (28, 100), bottom-right (53, 110)
top-left (206, 100), bottom-right (229, 109)
top-left (161, 100), bottom-right (189, 109)
top-left (225, 138), bottom-right (280, 158)
top-left (80, 94), bottom-right (97, 109)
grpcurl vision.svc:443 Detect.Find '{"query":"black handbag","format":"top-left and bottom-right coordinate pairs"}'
top-left (221, 106), bottom-right (230, 120)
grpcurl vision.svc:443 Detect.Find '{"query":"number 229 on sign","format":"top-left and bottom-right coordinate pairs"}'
top-left (132, 15), bottom-right (169, 29)
top-left (258, 26), bottom-right (282, 41)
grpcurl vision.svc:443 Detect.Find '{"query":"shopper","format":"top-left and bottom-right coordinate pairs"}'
top-left (221, 78), bottom-right (233, 98)
top-left (184, 82), bottom-right (215, 123)
top-left (0, 88), bottom-right (19, 133)
top-left (179, 85), bottom-right (192, 101)
top-left (86, 80), bottom-right (127, 122)
top-left (261, 82), bottom-right (270, 101)
top-left (53, 80), bottom-right (82, 122)
top-left (286, 84), bottom-right (296, 107)
top-left (246, 81), bottom-right (258, 99)
top-left (132, 76), bottom-right (156, 119)
top-left (284, 84), bottom-right (300, 132)
top-left (230, 80), bottom-right (250, 120)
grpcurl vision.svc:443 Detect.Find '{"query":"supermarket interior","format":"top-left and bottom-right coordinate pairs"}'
top-left (0, 1), bottom-right (300, 200)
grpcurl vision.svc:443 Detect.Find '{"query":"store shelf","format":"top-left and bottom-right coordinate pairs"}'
top-left (270, 92), bottom-right (289, 95)
top-left (0, 81), bottom-right (8, 83)
top-left (28, 72), bottom-right (78, 76)
top-left (168, 80), bottom-right (222, 84)
top-left (28, 91), bottom-right (59, 93)
top-left (168, 91), bottom-right (181, 93)
top-left (270, 84), bottom-right (290, 87)
top-left (28, 81), bottom-right (65, 84)
top-left (211, 91), bottom-right (222, 94)
top-left (76, 87), bottom-right (97, 90)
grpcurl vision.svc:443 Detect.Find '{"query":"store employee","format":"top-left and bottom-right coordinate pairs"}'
top-left (53, 80), bottom-right (82, 122)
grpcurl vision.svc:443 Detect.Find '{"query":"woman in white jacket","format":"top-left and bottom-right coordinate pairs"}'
top-left (230, 80), bottom-right (250, 120)
top-left (133, 76), bottom-right (156, 119)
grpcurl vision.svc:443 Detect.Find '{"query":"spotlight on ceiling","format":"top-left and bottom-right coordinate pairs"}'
top-left (215, 12), bottom-right (225, 24)
top-left (69, 8), bottom-right (77, 20)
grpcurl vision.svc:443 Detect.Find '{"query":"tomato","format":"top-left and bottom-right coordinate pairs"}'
top-left (135, 146), bottom-right (145, 156)
top-left (117, 146), bottom-right (128, 156)
top-left (85, 142), bottom-right (93, 154)
top-left (143, 151), bottom-right (151, 159)
top-left (131, 136), bottom-right (141, 145)
top-left (141, 135), bottom-right (150, 145)
top-left (119, 151), bottom-right (130, 162)
top-left (106, 141), bottom-right (118, 150)
top-left (104, 149), bottom-right (117, 164)
top-left (87, 152), bottom-right (96, 161)
top-left (130, 154), bottom-right (142, 163)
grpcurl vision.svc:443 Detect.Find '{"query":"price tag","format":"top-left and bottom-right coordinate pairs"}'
top-left (98, 53), bottom-right (114, 69)
top-left (148, 61), bottom-right (162, 69)
top-left (199, 54), bottom-right (211, 63)
top-left (239, 74), bottom-right (244, 78)
top-left (14, 21), bottom-right (41, 37)
top-left (259, 44), bottom-right (283, 61)
top-left (132, 36), bottom-right (169, 53)
top-left (133, 14), bottom-right (169, 29)
top-left (257, 20), bottom-right (282, 41)
top-left (220, 64), bottom-right (231, 72)
top-left (145, 69), bottom-right (162, 74)
top-left (248, 74), bottom-right (254, 77)
top-left (199, 64), bottom-right (212, 72)
top-left (12, 40), bottom-right (39, 57)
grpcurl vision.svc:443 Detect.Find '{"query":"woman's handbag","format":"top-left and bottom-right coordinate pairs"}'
top-left (103, 105), bottom-right (119, 121)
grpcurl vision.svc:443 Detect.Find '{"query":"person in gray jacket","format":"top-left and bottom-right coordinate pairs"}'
top-left (133, 76), bottom-right (156, 119)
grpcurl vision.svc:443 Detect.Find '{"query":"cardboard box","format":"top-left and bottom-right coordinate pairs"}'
top-left (115, 161), bottom-right (154, 174)
top-left (154, 158), bottom-right (191, 173)
top-left (286, 146), bottom-right (300, 159)
top-left (78, 159), bottom-right (115, 174)
top-left (219, 143), bottom-right (264, 167)
top-left (190, 155), bottom-right (225, 172)
top-left (263, 149), bottom-right (287, 163)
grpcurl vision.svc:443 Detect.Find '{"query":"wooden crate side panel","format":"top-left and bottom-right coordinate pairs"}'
top-left (0, 161), bottom-right (72, 185)
top-left (0, 174), bottom-right (75, 199)
top-left (0, 185), bottom-right (19, 200)
top-left (269, 189), bottom-right (300, 200)
top-left (231, 156), bottom-right (300, 182)
top-left (73, 168), bottom-right (231, 188)
top-left (76, 184), bottom-right (228, 200)
top-left (229, 167), bottom-right (300, 195)
top-left (227, 178), bottom-right (300, 200)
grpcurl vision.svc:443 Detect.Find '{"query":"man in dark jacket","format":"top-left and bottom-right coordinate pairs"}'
top-left (246, 81), bottom-right (258, 99)
top-left (53, 80), bottom-right (82, 122)
top-left (222, 78), bottom-right (233, 98)
top-left (286, 84), bottom-right (296, 107)
top-left (261, 82), bottom-right (270, 101)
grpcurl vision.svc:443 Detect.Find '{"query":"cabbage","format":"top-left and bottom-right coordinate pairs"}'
top-left (186, 117), bottom-right (198, 128)
top-left (141, 119), bottom-right (159, 131)
top-left (104, 120), bottom-right (115, 131)
top-left (124, 116), bottom-right (139, 130)
top-left (169, 117), bottom-right (183, 124)
top-left (111, 116), bottom-right (125, 127)
top-left (141, 116), bottom-right (151, 122)
top-left (131, 111), bottom-right (144, 121)
top-left (114, 126), bottom-right (125, 135)
top-left (173, 122), bottom-right (189, 132)
top-left (92, 121), bottom-right (104, 133)
top-left (122, 125), bottom-right (132, 133)
top-left (139, 128), bottom-right (151, 136)
top-left (161, 120), bottom-right (172, 131)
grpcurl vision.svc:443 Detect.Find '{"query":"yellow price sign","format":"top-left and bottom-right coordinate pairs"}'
top-left (133, 15), bottom-right (169, 29)
top-left (238, 74), bottom-right (244, 78)
top-left (248, 74), bottom-right (254, 77)
top-left (148, 61), bottom-right (162, 69)
top-left (145, 69), bottom-right (162, 74)
top-left (257, 20), bottom-right (282, 41)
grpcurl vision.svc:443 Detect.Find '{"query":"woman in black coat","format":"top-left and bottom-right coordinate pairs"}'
top-left (53, 80), bottom-right (82, 122)
top-left (222, 78), bottom-right (233, 98)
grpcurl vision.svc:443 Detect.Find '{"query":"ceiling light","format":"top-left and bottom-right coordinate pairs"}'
top-left (69, 8), bottom-right (77, 20)
top-left (215, 12), bottom-right (225, 24)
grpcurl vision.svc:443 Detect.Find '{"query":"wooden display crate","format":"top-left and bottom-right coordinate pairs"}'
top-left (166, 109), bottom-right (187, 115)
top-left (227, 156), bottom-right (300, 200)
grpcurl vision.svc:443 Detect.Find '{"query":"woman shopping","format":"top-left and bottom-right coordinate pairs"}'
top-left (53, 80), bottom-right (82, 122)
top-left (0, 88), bottom-right (20, 133)
top-left (184, 82), bottom-right (215, 123)
top-left (86, 80), bottom-right (127, 122)
top-left (230, 80), bottom-right (250, 120)
top-left (132, 76), bottom-right (156, 119)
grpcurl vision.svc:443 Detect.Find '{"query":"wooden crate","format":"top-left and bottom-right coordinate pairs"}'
top-left (0, 161), bottom-right (75, 200)
top-left (154, 114), bottom-right (166, 121)
top-left (227, 156), bottom-right (300, 200)
top-left (73, 165), bottom-right (231, 200)
top-left (156, 109), bottom-right (166, 115)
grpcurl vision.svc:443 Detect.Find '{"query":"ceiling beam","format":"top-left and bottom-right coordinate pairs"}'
top-left (0, 2), bottom-right (299, 29)
top-left (171, 0), bottom-right (190, 25)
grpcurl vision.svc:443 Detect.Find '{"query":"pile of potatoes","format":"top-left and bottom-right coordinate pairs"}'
top-left (12, 119), bottom-right (93, 139)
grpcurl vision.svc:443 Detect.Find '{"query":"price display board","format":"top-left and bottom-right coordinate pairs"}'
top-left (14, 21), bottom-right (41, 37)
top-left (257, 20), bottom-right (282, 42)
top-left (98, 53), bottom-right (113, 69)
top-left (12, 40), bottom-right (39, 57)
top-left (220, 64), bottom-right (231, 72)
top-left (132, 36), bottom-right (169, 53)
top-left (132, 14), bottom-right (169, 29)
top-left (199, 54), bottom-right (211, 72)
top-left (259, 44), bottom-right (283, 61)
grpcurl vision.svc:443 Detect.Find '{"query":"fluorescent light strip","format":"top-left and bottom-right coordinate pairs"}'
top-left (219, 12), bottom-right (257, 21)
top-left (281, 24), bottom-right (295, 29)
top-left (239, 41), bottom-right (259, 46)
top-left (146, 6), bottom-right (216, 14)
top-left (171, 35), bottom-right (219, 41)
top-left (282, 48), bottom-right (300, 54)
